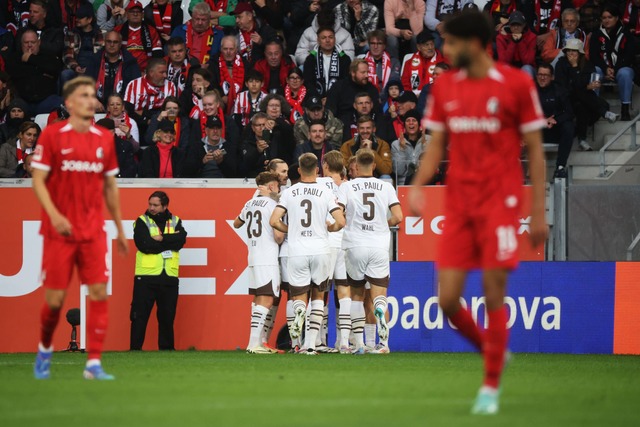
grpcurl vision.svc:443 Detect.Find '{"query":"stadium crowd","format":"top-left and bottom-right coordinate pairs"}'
top-left (0, 0), bottom-right (638, 180)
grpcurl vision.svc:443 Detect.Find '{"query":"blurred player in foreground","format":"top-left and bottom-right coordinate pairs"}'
top-left (409, 11), bottom-right (548, 414)
top-left (32, 76), bottom-right (129, 380)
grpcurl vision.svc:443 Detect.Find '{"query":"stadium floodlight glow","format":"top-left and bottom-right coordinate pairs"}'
top-left (65, 308), bottom-right (83, 353)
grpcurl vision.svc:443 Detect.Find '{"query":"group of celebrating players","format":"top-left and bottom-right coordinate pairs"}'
top-left (235, 149), bottom-right (402, 356)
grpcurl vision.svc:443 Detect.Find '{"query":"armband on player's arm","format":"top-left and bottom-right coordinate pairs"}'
top-left (269, 206), bottom-right (288, 233)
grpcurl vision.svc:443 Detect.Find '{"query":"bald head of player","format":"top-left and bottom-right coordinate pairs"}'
top-left (298, 153), bottom-right (319, 182)
top-left (355, 149), bottom-right (376, 177)
top-left (322, 150), bottom-right (344, 177)
top-left (442, 10), bottom-right (493, 71)
top-left (62, 76), bottom-right (99, 125)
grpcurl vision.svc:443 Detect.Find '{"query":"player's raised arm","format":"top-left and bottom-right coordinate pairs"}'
top-left (270, 206), bottom-right (289, 233)
top-left (523, 129), bottom-right (549, 248)
top-left (104, 175), bottom-right (129, 256)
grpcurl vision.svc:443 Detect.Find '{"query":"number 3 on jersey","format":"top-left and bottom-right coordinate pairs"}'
top-left (300, 199), bottom-right (312, 228)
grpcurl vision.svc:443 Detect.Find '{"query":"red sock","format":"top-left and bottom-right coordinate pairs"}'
top-left (483, 306), bottom-right (509, 389)
top-left (87, 300), bottom-right (109, 360)
top-left (449, 306), bottom-right (483, 351)
top-left (40, 303), bottom-right (61, 348)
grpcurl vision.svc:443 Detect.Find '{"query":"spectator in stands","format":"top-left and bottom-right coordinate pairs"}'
top-left (580, 2), bottom-right (601, 35)
top-left (417, 61), bottom-right (449, 114)
top-left (15, 152), bottom-right (35, 178)
top-left (139, 118), bottom-right (186, 177)
top-left (254, 38), bottom-right (295, 95)
top-left (251, 0), bottom-right (286, 32)
top-left (23, 0), bottom-right (64, 59)
top-left (178, 67), bottom-right (213, 117)
top-left (391, 108), bottom-right (428, 185)
top-left (294, 119), bottom-right (334, 171)
top-left (326, 59), bottom-right (380, 137)
top-left (334, 0), bottom-right (379, 55)
top-left (117, 1), bottom-right (164, 71)
top-left (0, 98), bottom-right (28, 145)
top-left (172, 2), bottom-right (223, 65)
top-left (555, 39), bottom-right (618, 153)
top-left (622, 0), bottom-right (640, 36)
top-left (384, 0), bottom-right (425, 59)
top-left (4, 0), bottom-right (30, 35)
top-left (401, 30), bottom-right (444, 96)
top-left (260, 94), bottom-right (295, 162)
top-left (96, 117), bottom-right (137, 178)
top-left (0, 121), bottom-right (39, 178)
top-left (424, 0), bottom-right (471, 49)
top-left (590, 4), bottom-right (635, 121)
top-left (484, 0), bottom-right (518, 32)
top-left (295, 8), bottom-right (355, 66)
top-left (390, 90), bottom-right (417, 140)
top-left (343, 91), bottom-right (394, 143)
top-left (382, 78), bottom-right (403, 116)
top-left (106, 93), bottom-right (140, 150)
top-left (185, 115), bottom-right (237, 178)
top-left (239, 111), bottom-right (272, 177)
top-left (340, 115), bottom-right (392, 178)
top-left (6, 29), bottom-right (62, 116)
top-left (97, 0), bottom-right (129, 32)
top-left (303, 26), bottom-right (351, 100)
top-left (210, 35), bottom-right (247, 112)
top-left (144, 0), bottom-right (183, 45)
top-left (497, 11), bottom-right (537, 78)
top-left (541, 8), bottom-right (588, 66)
top-left (87, 31), bottom-right (141, 108)
top-left (283, 67), bottom-right (307, 124)
top-left (146, 96), bottom-right (190, 149)
top-left (536, 63), bottom-right (575, 179)
top-left (165, 37), bottom-right (200, 96)
top-left (51, 0), bottom-right (92, 31)
top-left (125, 57), bottom-right (177, 138)
top-left (211, 0), bottom-right (241, 29)
top-left (232, 70), bottom-right (267, 127)
top-left (522, 0), bottom-right (573, 50)
top-left (364, 30), bottom-right (401, 96)
top-left (61, 4), bottom-right (105, 87)
top-left (288, 0), bottom-right (324, 56)
top-left (232, 1), bottom-right (276, 64)
top-left (190, 90), bottom-right (240, 150)
top-left (293, 95), bottom-right (345, 149)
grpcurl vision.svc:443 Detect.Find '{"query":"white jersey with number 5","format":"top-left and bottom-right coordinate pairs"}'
top-left (278, 182), bottom-right (340, 256)
top-left (238, 196), bottom-right (279, 266)
top-left (341, 177), bottom-right (400, 251)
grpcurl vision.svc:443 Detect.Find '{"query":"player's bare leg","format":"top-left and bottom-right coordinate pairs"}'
top-left (248, 295), bottom-right (276, 354)
top-left (83, 283), bottom-right (115, 380)
top-left (369, 284), bottom-right (391, 354)
top-left (302, 288), bottom-right (325, 355)
top-left (438, 269), bottom-right (484, 350)
top-left (34, 289), bottom-right (66, 379)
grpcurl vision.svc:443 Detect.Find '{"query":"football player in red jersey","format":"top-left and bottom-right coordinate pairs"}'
top-left (409, 11), bottom-right (548, 414)
top-left (31, 76), bottom-right (129, 380)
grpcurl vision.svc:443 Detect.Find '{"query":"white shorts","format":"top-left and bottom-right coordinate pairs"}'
top-left (248, 265), bottom-right (280, 297)
top-left (345, 247), bottom-right (390, 288)
top-left (329, 247), bottom-right (348, 285)
top-left (287, 254), bottom-right (331, 296)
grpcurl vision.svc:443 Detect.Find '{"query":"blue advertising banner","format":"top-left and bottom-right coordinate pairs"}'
top-left (381, 262), bottom-right (616, 354)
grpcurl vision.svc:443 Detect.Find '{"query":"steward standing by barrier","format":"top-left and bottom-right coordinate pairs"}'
top-left (130, 191), bottom-right (187, 350)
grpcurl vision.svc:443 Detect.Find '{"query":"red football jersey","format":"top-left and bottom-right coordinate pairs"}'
top-left (423, 63), bottom-right (546, 186)
top-left (32, 121), bottom-right (119, 242)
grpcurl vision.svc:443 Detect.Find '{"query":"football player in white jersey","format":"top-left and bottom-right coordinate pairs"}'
top-left (270, 153), bottom-right (346, 355)
top-left (341, 149), bottom-right (403, 354)
top-left (234, 172), bottom-right (284, 354)
top-left (317, 150), bottom-right (352, 353)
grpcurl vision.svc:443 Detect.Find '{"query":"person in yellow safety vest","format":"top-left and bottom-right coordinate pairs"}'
top-left (130, 190), bottom-right (187, 350)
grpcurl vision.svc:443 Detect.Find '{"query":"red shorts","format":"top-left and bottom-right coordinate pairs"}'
top-left (41, 234), bottom-right (109, 290)
top-left (437, 189), bottom-right (521, 271)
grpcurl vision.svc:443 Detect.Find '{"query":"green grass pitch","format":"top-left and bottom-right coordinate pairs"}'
top-left (1, 352), bottom-right (638, 427)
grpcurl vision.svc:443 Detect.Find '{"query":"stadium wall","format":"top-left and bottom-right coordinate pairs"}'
top-left (0, 186), bottom-right (638, 354)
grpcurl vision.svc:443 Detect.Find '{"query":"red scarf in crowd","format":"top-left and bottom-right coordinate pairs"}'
top-left (152, 2), bottom-right (173, 36)
top-left (60, 0), bottom-right (78, 29)
top-left (365, 51), bottom-right (392, 92)
top-left (190, 105), bottom-right (227, 139)
top-left (157, 142), bottom-right (174, 178)
top-left (285, 84), bottom-right (306, 123)
top-left (173, 117), bottom-right (181, 147)
top-left (185, 21), bottom-right (214, 64)
top-left (205, 0), bottom-right (228, 13)
top-left (239, 24), bottom-right (256, 62)
top-left (489, 0), bottom-right (517, 14)
top-left (254, 58), bottom-right (292, 91)
top-left (142, 77), bottom-right (168, 110)
top-left (16, 140), bottom-right (32, 164)
top-left (405, 51), bottom-right (442, 92)
top-left (106, 112), bottom-right (133, 139)
top-left (534, 0), bottom-right (562, 33)
top-left (623, 0), bottom-right (640, 35)
top-left (219, 54), bottom-right (245, 114)
top-left (95, 53), bottom-right (124, 100)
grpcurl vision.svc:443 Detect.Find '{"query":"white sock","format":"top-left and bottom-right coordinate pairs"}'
top-left (365, 324), bottom-right (377, 348)
top-left (304, 300), bottom-right (324, 350)
top-left (373, 295), bottom-right (389, 346)
top-left (319, 304), bottom-right (329, 346)
top-left (261, 305), bottom-right (278, 344)
top-left (338, 298), bottom-right (352, 347)
top-left (248, 304), bottom-right (269, 349)
top-left (38, 343), bottom-right (53, 353)
top-left (86, 358), bottom-right (101, 368)
top-left (351, 301), bottom-right (366, 349)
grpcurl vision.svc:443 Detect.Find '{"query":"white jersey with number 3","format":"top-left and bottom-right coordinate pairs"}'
top-left (238, 196), bottom-right (279, 266)
top-left (278, 181), bottom-right (340, 256)
top-left (341, 177), bottom-right (400, 251)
